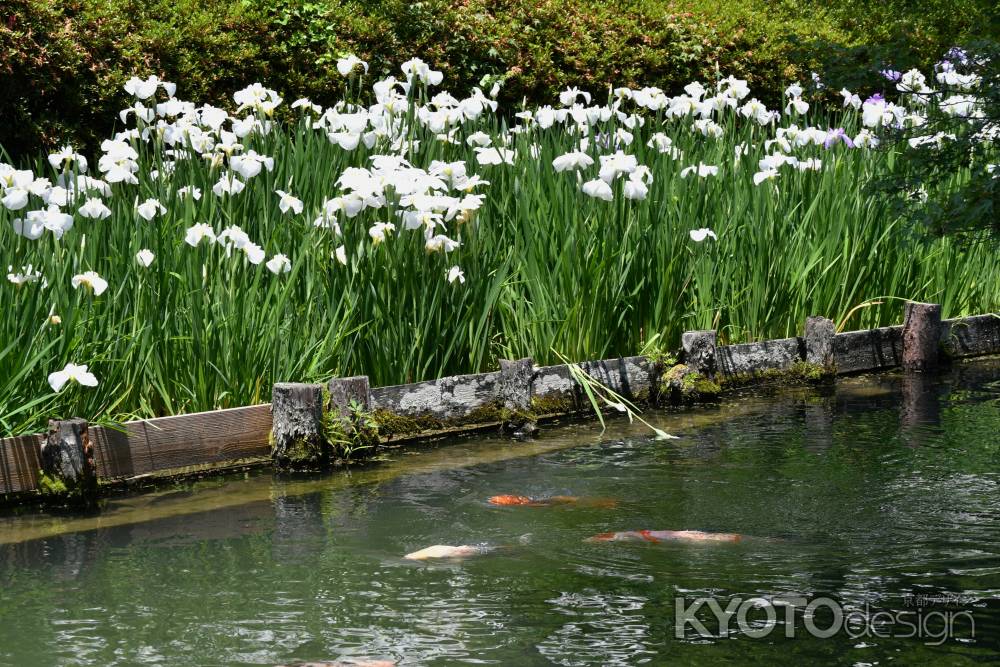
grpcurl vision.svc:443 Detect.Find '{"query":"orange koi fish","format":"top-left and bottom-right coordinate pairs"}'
top-left (586, 529), bottom-right (742, 544)
top-left (488, 494), bottom-right (617, 508)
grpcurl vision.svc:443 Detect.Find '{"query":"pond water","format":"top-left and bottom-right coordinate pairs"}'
top-left (2, 362), bottom-right (1000, 666)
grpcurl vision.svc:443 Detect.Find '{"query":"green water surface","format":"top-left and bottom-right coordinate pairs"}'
top-left (2, 362), bottom-right (1000, 666)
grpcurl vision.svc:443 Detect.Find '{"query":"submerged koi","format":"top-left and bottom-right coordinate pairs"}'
top-left (488, 494), bottom-right (538, 506)
top-left (488, 494), bottom-right (617, 508)
top-left (586, 530), bottom-right (742, 544)
top-left (404, 544), bottom-right (491, 560)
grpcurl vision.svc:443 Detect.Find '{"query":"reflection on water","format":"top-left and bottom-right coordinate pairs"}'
top-left (1, 360), bottom-right (1000, 665)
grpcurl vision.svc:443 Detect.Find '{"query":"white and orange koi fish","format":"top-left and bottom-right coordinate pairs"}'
top-left (586, 529), bottom-right (742, 544)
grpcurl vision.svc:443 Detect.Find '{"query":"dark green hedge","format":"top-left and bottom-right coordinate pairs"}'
top-left (2, 0), bottom-right (996, 158)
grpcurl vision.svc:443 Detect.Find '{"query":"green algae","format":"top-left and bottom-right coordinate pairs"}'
top-left (719, 361), bottom-right (834, 389)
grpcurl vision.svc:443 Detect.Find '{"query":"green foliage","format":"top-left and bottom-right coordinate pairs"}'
top-left (2, 2), bottom-right (998, 437)
top-left (3, 70), bottom-right (999, 434)
top-left (639, 333), bottom-right (678, 368)
top-left (0, 0), bottom-right (267, 157)
top-left (660, 364), bottom-right (721, 403)
top-left (282, 435), bottom-right (327, 469)
top-left (781, 0), bottom-right (1000, 95)
top-left (36, 470), bottom-right (69, 496)
top-left (3, 0), bottom-right (993, 158)
top-left (716, 362), bottom-right (835, 390)
top-left (323, 398), bottom-right (380, 461)
top-left (872, 42), bottom-right (1000, 239)
top-left (36, 468), bottom-right (98, 506)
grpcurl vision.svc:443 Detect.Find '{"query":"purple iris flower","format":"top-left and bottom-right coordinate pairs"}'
top-left (824, 128), bottom-right (855, 149)
top-left (864, 93), bottom-right (884, 106)
top-left (880, 69), bottom-right (902, 82)
top-left (945, 47), bottom-right (969, 65)
top-left (593, 132), bottom-right (613, 149)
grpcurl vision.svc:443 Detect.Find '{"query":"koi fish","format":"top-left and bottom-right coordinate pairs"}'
top-left (488, 494), bottom-right (617, 508)
top-left (586, 530), bottom-right (742, 544)
top-left (404, 544), bottom-right (491, 560)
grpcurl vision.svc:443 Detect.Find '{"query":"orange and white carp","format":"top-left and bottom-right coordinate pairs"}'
top-left (586, 529), bottom-right (742, 544)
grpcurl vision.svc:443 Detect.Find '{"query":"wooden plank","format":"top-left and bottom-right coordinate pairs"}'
top-left (90, 424), bottom-right (132, 479)
top-left (532, 363), bottom-right (576, 399)
top-left (577, 356), bottom-right (654, 397)
top-left (0, 434), bottom-right (41, 494)
top-left (91, 404), bottom-right (272, 480)
top-left (371, 371), bottom-right (500, 419)
top-left (717, 337), bottom-right (804, 378)
top-left (532, 356), bottom-right (653, 405)
top-left (942, 314), bottom-right (1000, 359)
top-left (833, 325), bottom-right (904, 374)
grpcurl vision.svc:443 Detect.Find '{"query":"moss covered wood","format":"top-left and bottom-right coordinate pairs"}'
top-left (805, 316), bottom-right (837, 369)
top-left (270, 383), bottom-right (328, 471)
top-left (324, 377), bottom-right (380, 459)
top-left (39, 418), bottom-right (97, 505)
top-left (681, 330), bottom-right (718, 378)
top-left (498, 358), bottom-right (536, 434)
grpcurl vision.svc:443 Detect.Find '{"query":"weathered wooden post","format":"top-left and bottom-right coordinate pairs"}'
top-left (499, 357), bottom-right (536, 436)
top-left (327, 375), bottom-right (371, 419)
top-left (659, 330), bottom-right (722, 402)
top-left (804, 316), bottom-right (836, 370)
top-left (271, 383), bottom-right (328, 471)
top-left (681, 330), bottom-right (717, 378)
top-left (902, 301), bottom-right (943, 372)
top-left (40, 418), bottom-right (97, 505)
top-left (326, 375), bottom-right (378, 458)
top-left (900, 305), bottom-right (945, 446)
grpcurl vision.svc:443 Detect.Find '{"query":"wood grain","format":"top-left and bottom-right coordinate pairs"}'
top-left (942, 315), bottom-right (1000, 358)
top-left (90, 404), bottom-right (272, 481)
top-left (833, 326), bottom-right (904, 374)
top-left (0, 435), bottom-right (42, 494)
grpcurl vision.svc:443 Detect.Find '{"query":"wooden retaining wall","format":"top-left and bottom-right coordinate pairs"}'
top-left (2, 310), bottom-right (998, 499)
